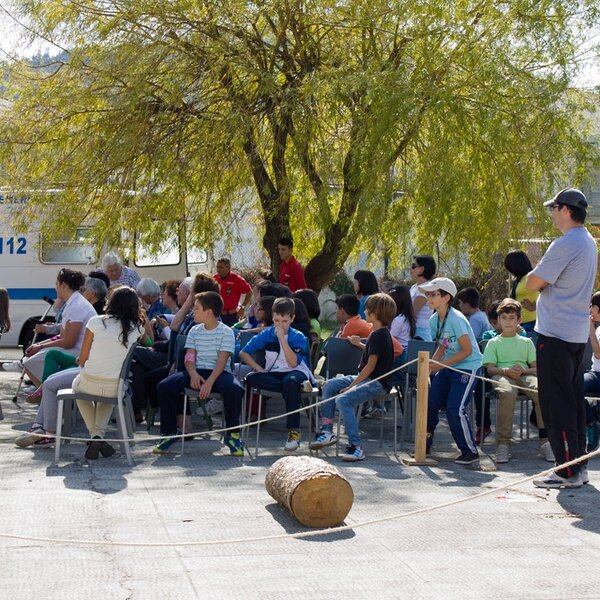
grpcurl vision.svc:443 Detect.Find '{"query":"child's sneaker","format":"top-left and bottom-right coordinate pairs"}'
top-left (309, 429), bottom-right (337, 450)
top-left (475, 427), bottom-right (492, 445)
top-left (284, 430), bottom-right (301, 452)
top-left (540, 441), bottom-right (555, 463)
top-left (152, 432), bottom-right (180, 454)
top-left (341, 445), bottom-right (365, 462)
top-left (495, 444), bottom-right (510, 464)
top-left (365, 406), bottom-right (386, 419)
top-left (224, 433), bottom-right (244, 456)
top-left (455, 451), bottom-right (480, 466)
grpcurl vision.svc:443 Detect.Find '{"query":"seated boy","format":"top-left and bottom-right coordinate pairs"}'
top-left (309, 293), bottom-right (396, 462)
top-left (153, 291), bottom-right (244, 456)
top-left (584, 291), bottom-right (600, 451)
top-left (457, 287), bottom-right (491, 341)
top-left (240, 297), bottom-right (314, 452)
top-left (334, 294), bottom-right (373, 338)
top-left (482, 298), bottom-right (554, 464)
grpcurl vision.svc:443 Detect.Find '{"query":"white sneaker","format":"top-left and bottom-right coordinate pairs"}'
top-left (533, 471), bottom-right (583, 489)
top-left (540, 441), bottom-right (555, 463)
top-left (3, 360), bottom-right (23, 372)
top-left (284, 430), bottom-right (301, 452)
top-left (309, 430), bottom-right (337, 450)
top-left (495, 444), bottom-right (510, 464)
top-left (21, 384), bottom-right (37, 394)
top-left (581, 466), bottom-right (589, 484)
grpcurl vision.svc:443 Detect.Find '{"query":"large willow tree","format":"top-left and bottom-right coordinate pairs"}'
top-left (1, 0), bottom-right (599, 288)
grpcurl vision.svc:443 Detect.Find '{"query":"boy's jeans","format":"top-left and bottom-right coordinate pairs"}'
top-left (157, 369), bottom-right (243, 436)
top-left (321, 376), bottom-right (386, 447)
top-left (245, 370), bottom-right (308, 430)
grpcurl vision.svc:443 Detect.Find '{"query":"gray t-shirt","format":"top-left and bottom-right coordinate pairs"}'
top-left (531, 226), bottom-right (597, 343)
top-left (468, 310), bottom-right (491, 340)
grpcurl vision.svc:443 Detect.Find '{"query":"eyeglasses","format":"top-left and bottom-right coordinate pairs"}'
top-left (424, 291), bottom-right (441, 297)
top-left (548, 204), bottom-right (562, 212)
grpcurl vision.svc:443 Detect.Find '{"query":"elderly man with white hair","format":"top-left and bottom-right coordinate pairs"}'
top-left (101, 251), bottom-right (141, 288)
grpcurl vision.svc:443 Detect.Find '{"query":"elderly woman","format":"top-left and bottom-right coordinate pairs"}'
top-left (22, 268), bottom-right (97, 388)
top-left (81, 276), bottom-right (107, 315)
top-left (136, 277), bottom-right (165, 319)
top-left (101, 251), bottom-right (141, 288)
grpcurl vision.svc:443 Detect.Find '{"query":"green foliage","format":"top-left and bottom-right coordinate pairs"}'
top-left (0, 0), bottom-right (599, 288)
top-left (329, 270), bottom-right (355, 297)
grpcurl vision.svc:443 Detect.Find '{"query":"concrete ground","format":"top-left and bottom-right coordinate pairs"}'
top-left (0, 361), bottom-right (599, 599)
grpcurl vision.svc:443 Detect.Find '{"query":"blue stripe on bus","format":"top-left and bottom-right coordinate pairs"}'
top-left (7, 288), bottom-right (57, 300)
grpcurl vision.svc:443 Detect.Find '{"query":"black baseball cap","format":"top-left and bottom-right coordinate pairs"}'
top-left (543, 188), bottom-right (588, 209)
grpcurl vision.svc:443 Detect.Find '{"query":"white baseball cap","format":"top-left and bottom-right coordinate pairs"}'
top-left (418, 277), bottom-right (457, 297)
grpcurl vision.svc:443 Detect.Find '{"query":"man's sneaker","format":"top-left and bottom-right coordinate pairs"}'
top-left (495, 444), bottom-right (510, 464)
top-left (284, 430), bottom-right (301, 452)
top-left (2, 360), bottom-right (23, 372)
top-left (540, 441), bottom-right (555, 463)
top-left (475, 427), bottom-right (492, 445)
top-left (533, 471), bottom-right (583, 489)
top-left (309, 429), bottom-right (337, 450)
top-left (455, 451), bottom-right (480, 466)
top-left (581, 466), bottom-right (589, 484)
top-left (342, 445), bottom-right (365, 462)
top-left (152, 432), bottom-right (180, 454)
top-left (586, 421), bottom-right (600, 453)
top-left (224, 433), bottom-right (244, 457)
top-left (15, 425), bottom-right (44, 448)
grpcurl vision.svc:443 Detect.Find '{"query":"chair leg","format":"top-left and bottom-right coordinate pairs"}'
top-left (115, 400), bottom-right (133, 466)
top-left (255, 392), bottom-right (263, 456)
top-left (181, 393), bottom-right (188, 455)
top-left (54, 398), bottom-right (64, 465)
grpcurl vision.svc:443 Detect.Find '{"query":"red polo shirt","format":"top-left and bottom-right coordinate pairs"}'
top-left (214, 271), bottom-right (252, 312)
top-left (279, 256), bottom-right (307, 292)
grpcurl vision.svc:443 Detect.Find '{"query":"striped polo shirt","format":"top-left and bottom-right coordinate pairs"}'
top-left (184, 322), bottom-right (235, 372)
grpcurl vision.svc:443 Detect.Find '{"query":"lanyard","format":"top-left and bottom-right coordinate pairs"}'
top-left (435, 311), bottom-right (449, 344)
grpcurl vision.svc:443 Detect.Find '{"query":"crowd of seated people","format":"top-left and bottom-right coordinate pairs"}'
top-left (9, 248), bottom-right (577, 470)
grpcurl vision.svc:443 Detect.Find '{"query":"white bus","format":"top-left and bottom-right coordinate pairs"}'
top-left (0, 192), bottom-right (210, 348)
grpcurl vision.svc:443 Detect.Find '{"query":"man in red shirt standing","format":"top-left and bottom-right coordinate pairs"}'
top-left (277, 237), bottom-right (307, 292)
top-left (214, 258), bottom-right (253, 327)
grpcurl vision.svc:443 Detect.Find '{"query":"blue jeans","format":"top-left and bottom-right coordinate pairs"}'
top-left (245, 370), bottom-right (308, 429)
top-left (321, 376), bottom-right (386, 447)
top-left (584, 370), bottom-right (600, 424)
top-left (427, 368), bottom-right (479, 454)
top-left (157, 369), bottom-right (244, 436)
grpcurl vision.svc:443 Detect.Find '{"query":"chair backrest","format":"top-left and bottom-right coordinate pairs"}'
top-left (116, 341), bottom-right (140, 399)
top-left (239, 330), bottom-right (257, 350)
top-left (324, 337), bottom-right (363, 378)
top-left (405, 340), bottom-right (437, 375)
top-left (174, 334), bottom-right (187, 372)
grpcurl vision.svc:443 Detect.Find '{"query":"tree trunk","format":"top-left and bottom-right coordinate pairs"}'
top-left (265, 456), bottom-right (354, 528)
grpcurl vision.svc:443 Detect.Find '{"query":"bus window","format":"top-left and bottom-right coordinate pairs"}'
top-left (39, 228), bottom-right (97, 264)
top-left (134, 230), bottom-right (181, 267)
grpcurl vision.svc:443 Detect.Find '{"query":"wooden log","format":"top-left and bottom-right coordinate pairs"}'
top-left (265, 456), bottom-right (353, 528)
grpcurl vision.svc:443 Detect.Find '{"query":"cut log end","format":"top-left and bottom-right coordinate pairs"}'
top-left (265, 456), bottom-right (354, 528)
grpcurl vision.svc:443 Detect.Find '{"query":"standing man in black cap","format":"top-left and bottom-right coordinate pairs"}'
top-left (526, 188), bottom-right (598, 489)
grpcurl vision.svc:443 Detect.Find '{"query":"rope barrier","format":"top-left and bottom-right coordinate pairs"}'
top-left (0, 447), bottom-right (597, 548)
top-left (0, 358), bottom-right (420, 444)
